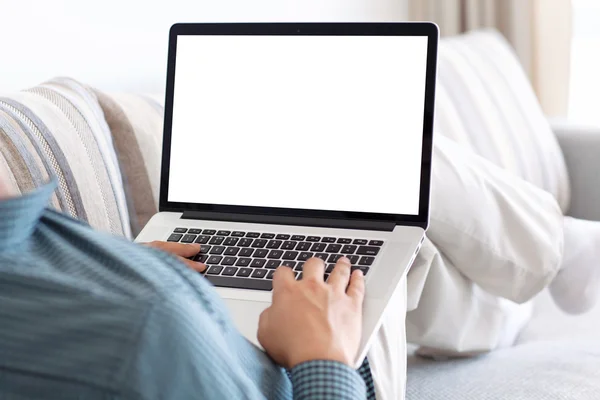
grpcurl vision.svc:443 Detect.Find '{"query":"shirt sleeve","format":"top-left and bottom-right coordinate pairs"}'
top-left (290, 360), bottom-right (367, 400)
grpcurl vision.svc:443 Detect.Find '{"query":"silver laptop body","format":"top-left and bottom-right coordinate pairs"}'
top-left (136, 22), bottom-right (439, 367)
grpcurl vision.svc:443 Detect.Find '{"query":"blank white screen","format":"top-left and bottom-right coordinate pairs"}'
top-left (168, 34), bottom-right (428, 215)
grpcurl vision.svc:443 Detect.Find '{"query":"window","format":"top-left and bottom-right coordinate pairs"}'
top-left (569, 0), bottom-right (600, 124)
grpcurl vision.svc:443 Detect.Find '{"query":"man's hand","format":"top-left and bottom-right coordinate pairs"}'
top-left (144, 241), bottom-right (207, 273)
top-left (257, 257), bottom-right (365, 369)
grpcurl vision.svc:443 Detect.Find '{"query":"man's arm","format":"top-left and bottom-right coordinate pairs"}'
top-left (290, 360), bottom-right (367, 400)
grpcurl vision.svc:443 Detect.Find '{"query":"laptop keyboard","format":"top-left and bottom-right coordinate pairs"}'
top-left (167, 228), bottom-right (384, 291)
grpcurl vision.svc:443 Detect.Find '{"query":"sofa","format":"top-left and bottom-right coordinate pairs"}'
top-left (1, 30), bottom-right (599, 398)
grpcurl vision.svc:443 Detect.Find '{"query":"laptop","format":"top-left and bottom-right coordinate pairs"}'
top-left (135, 22), bottom-right (438, 367)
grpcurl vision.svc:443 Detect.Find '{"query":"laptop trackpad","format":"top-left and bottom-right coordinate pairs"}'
top-left (223, 298), bottom-right (269, 348)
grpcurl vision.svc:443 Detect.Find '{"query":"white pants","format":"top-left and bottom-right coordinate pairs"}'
top-left (367, 277), bottom-right (408, 400)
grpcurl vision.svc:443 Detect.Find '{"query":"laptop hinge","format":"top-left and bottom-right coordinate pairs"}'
top-left (180, 211), bottom-right (396, 232)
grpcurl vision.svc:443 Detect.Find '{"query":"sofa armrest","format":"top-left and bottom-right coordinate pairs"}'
top-left (551, 119), bottom-right (600, 220)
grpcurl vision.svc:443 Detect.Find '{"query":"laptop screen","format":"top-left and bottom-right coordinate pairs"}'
top-left (167, 34), bottom-right (429, 216)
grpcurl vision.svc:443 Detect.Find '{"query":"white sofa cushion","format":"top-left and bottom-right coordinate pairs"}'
top-left (406, 341), bottom-right (600, 400)
top-left (437, 30), bottom-right (571, 211)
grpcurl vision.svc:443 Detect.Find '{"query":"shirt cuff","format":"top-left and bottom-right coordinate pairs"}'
top-left (290, 360), bottom-right (367, 400)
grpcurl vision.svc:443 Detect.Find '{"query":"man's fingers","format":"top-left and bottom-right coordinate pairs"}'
top-left (328, 257), bottom-right (352, 291)
top-left (257, 308), bottom-right (271, 349)
top-left (272, 266), bottom-right (295, 299)
top-left (146, 241), bottom-right (201, 257)
top-left (179, 257), bottom-right (207, 272)
top-left (346, 269), bottom-right (365, 306)
top-left (302, 257), bottom-right (325, 282)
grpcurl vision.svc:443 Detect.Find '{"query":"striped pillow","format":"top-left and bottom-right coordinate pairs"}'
top-left (93, 91), bottom-right (164, 236)
top-left (0, 78), bottom-right (132, 238)
top-left (437, 30), bottom-right (571, 211)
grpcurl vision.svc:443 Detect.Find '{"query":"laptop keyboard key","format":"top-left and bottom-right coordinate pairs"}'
top-left (209, 236), bottom-right (225, 245)
top-left (222, 267), bottom-right (238, 276)
top-left (222, 256), bottom-right (237, 266)
top-left (325, 244), bottom-right (342, 253)
top-left (207, 255), bottom-right (223, 264)
top-left (195, 235), bottom-right (210, 244)
top-left (282, 251), bottom-right (298, 260)
top-left (348, 255), bottom-right (359, 264)
top-left (266, 240), bottom-right (283, 249)
top-left (202, 229), bottom-right (216, 235)
top-left (224, 247), bottom-right (240, 256)
top-left (310, 243), bottom-right (326, 252)
top-left (239, 248), bottom-right (254, 257)
top-left (295, 262), bottom-right (304, 271)
top-left (167, 233), bottom-right (183, 242)
top-left (266, 270), bottom-right (275, 279)
top-left (236, 258), bottom-right (252, 267)
top-left (206, 266), bottom-right (223, 275)
top-left (326, 264), bottom-right (335, 273)
top-left (200, 245), bottom-right (211, 254)
top-left (328, 254), bottom-right (343, 263)
top-left (216, 230), bottom-right (231, 236)
top-left (246, 232), bottom-right (260, 238)
top-left (260, 233), bottom-right (275, 239)
top-left (188, 228), bottom-right (202, 234)
top-left (276, 234), bottom-right (290, 240)
top-left (204, 275), bottom-right (272, 291)
top-left (352, 266), bottom-right (370, 276)
top-left (174, 228), bottom-right (187, 233)
top-left (236, 268), bottom-right (252, 277)
top-left (180, 234), bottom-right (196, 243)
top-left (322, 237), bottom-right (336, 243)
top-left (209, 246), bottom-right (225, 255)
top-left (281, 261), bottom-right (296, 268)
top-left (251, 259), bottom-right (267, 268)
top-left (194, 254), bottom-right (209, 263)
top-left (357, 246), bottom-right (380, 256)
top-left (297, 252), bottom-right (314, 261)
top-left (254, 249), bottom-right (268, 258)
top-left (353, 239), bottom-right (368, 245)
top-left (314, 253), bottom-right (328, 261)
top-left (359, 256), bottom-right (375, 266)
top-left (296, 242), bottom-right (312, 251)
top-left (369, 240), bottom-right (384, 246)
top-left (267, 250), bottom-right (284, 259)
top-left (232, 231), bottom-right (245, 237)
top-left (251, 239), bottom-right (267, 248)
top-left (224, 237), bottom-right (239, 246)
top-left (291, 235), bottom-right (306, 241)
top-left (238, 238), bottom-right (253, 247)
top-left (282, 241), bottom-right (297, 250)
top-left (341, 245), bottom-right (357, 254)
top-left (252, 269), bottom-right (267, 278)
top-left (337, 238), bottom-right (352, 244)
top-left (265, 260), bottom-right (280, 269)
top-left (306, 236), bottom-right (321, 242)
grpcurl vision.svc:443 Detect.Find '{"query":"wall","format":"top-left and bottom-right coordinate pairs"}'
top-left (0, 0), bottom-right (407, 94)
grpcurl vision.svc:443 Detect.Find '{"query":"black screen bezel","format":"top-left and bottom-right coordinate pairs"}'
top-left (159, 23), bottom-right (438, 229)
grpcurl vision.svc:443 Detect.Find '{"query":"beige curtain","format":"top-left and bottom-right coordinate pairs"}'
top-left (408, 0), bottom-right (572, 117)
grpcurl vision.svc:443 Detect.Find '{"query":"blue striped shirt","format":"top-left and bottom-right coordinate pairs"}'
top-left (0, 183), bottom-right (374, 399)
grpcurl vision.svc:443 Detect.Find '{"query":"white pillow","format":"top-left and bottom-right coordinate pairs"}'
top-left (437, 30), bottom-right (570, 211)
